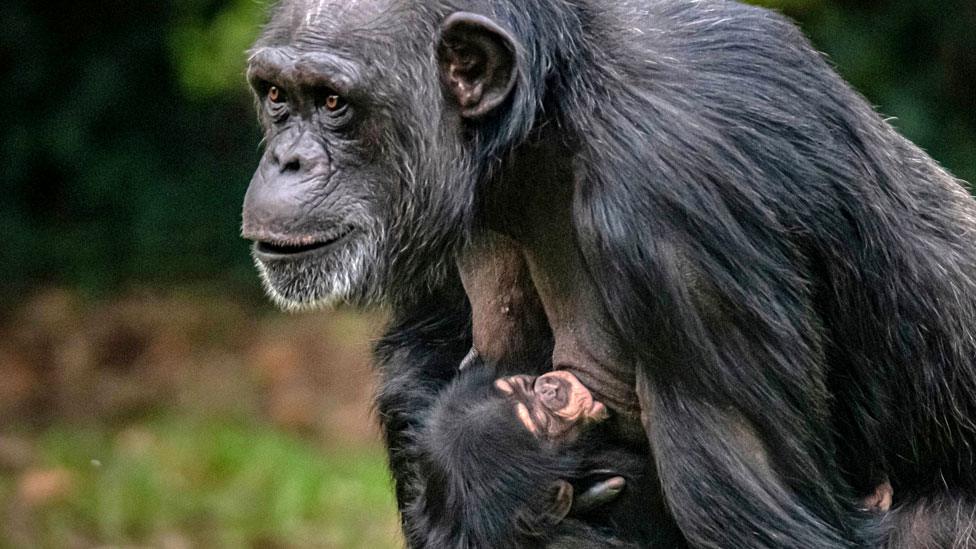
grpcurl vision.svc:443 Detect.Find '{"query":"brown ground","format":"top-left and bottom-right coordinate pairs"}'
top-left (0, 288), bottom-right (388, 445)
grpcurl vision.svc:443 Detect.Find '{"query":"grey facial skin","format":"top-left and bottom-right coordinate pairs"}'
top-left (242, 1), bottom-right (474, 311)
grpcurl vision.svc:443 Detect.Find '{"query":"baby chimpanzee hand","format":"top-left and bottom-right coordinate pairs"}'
top-left (495, 371), bottom-right (609, 442)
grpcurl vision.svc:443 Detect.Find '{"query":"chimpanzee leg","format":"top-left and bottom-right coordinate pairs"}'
top-left (637, 369), bottom-right (865, 549)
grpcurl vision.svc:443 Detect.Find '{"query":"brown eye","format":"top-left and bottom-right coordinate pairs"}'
top-left (268, 86), bottom-right (282, 103)
top-left (325, 94), bottom-right (344, 111)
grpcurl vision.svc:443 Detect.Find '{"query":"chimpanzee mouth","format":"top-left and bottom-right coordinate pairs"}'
top-left (254, 227), bottom-right (356, 259)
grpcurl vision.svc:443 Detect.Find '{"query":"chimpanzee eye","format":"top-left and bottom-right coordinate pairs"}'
top-left (325, 94), bottom-right (346, 112)
top-left (268, 85), bottom-right (284, 103)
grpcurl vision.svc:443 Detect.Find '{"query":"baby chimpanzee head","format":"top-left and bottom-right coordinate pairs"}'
top-left (405, 367), bottom-right (656, 549)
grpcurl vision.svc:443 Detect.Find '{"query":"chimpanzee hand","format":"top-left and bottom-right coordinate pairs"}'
top-left (860, 478), bottom-right (892, 513)
top-left (495, 371), bottom-right (609, 442)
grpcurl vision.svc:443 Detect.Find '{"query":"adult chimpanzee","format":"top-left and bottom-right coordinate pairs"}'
top-left (241, 0), bottom-right (976, 547)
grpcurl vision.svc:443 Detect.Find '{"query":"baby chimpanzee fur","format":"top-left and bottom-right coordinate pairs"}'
top-left (403, 366), bottom-right (680, 548)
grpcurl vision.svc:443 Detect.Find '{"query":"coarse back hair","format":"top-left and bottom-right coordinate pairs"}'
top-left (431, 0), bottom-right (976, 545)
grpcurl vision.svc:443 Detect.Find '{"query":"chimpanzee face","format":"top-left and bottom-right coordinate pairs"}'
top-left (495, 371), bottom-right (609, 442)
top-left (242, 42), bottom-right (384, 309)
top-left (241, 1), bottom-right (524, 310)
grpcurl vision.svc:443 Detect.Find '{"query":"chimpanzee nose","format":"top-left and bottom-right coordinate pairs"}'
top-left (269, 132), bottom-right (328, 175)
top-left (242, 131), bottom-right (332, 242)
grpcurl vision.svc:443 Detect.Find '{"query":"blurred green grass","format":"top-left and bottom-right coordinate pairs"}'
top-left (0, 290), bottom-right (398, 548)
top-left (1, 418), bottom-right (400, 549)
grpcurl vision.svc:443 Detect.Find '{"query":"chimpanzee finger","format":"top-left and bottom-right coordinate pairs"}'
top-left (571, 476), bottom-right (626, 514)
top-left (458, 347), bottom-right (481, 370)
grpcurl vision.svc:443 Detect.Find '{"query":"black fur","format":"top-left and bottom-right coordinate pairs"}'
top-left (373, 278), bottom-right (473, 513)
top-left (248, 1), bottom-right (976, 546)
top-left (402, 365), bottom-right (672, 548)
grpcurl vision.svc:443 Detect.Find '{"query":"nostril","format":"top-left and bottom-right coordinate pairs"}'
top-left (282, 159), bottom-right (301, 173)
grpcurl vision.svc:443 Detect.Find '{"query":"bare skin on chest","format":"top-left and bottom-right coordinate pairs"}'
top-left (460, 188), bottom-right (639, 417)
top-left (459, 232), bottom-right (639, 409)
top-left (459, 148), bottom-right (895, 513)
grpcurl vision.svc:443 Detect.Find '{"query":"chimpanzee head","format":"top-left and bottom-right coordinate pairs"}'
top-left (241, 1), bottom-right (542, 309)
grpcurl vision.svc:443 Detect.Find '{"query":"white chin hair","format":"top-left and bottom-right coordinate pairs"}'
top-left (252, 240), bottom-right (375, 312)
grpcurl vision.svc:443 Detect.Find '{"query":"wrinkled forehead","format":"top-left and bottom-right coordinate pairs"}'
top-left (257, 0), bottom-right (409, 50)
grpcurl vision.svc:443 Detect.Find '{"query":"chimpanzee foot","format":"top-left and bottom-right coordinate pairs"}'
top-left (538, 475), bottom-right (627, 526)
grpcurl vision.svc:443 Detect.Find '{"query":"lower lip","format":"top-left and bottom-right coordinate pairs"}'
top-left (253, 230), bottom-right (356, 261)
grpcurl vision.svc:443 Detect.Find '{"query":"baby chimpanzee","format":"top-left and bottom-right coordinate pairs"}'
top-left (404, 365), bottom-right (680, 548)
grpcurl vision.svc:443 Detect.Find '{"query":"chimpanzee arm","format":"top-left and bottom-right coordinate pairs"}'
top-left (580, 198), bottom-right (858, 549)
top-left (574, 175), bottom-right (865, 547)
top-left (373, 275), bottom-right (471, 516)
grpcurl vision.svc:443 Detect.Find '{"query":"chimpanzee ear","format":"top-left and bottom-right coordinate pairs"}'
top-left (515, 480), bottom-right (574, 535)
top-left (437, 12), bottom-right (519, 119)
top-left (546, 480), bottom-right (575, 522)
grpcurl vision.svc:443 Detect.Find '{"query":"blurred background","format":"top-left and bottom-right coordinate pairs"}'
top-left (1, 0), bottom-right (974, 547)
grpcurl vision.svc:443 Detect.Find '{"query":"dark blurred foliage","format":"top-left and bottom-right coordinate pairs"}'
top-left (0, 0), bottom-right (264, 299)
top-left (766, 0), bottom-right (976, 184)
top-left (1, 0), bottom-right (974, 300)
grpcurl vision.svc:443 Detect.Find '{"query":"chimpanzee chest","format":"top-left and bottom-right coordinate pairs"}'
top-left (519, 232), bottom-right (641, 418)
top-left (479, 140), bottom-right (640, 417)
